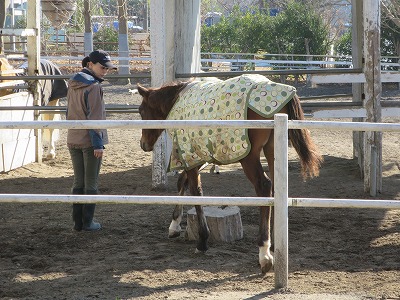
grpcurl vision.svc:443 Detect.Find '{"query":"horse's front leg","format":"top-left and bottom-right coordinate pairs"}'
top-left (169, 171), bottom-right (187, 238)
top-left (169, 204), bottom-right (183, 238)
top-left (187, 169), bottom-right (209, 253)
top-left (194, 205), bottom-right (209, 252)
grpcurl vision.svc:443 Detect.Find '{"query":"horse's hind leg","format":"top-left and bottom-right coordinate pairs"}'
top-left (42, 99), bottom-right (60, 159)
top-left (263, 132), bottom-right (275, 247)
top-left (194, 204), bottom-right (209, 253)
top-left (240, 154), bottom-right (273, 274)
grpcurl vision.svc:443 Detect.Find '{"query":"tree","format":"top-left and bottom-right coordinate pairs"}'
top-left (381, 0), bottom-right (400, 68)
top-left (334, 0), bottom-right (399, 70)
top-left (93, 26), bottom-right (118, 51)
top-left (70, 0), bottom-right (104, 33)
top-left (266, 1), bottom-right (330, 56)
top-left (381, 0), bottom-right (400, 29)
top-left (334, 30), bottom-right (351, 56)
top-left (201, 2), bottom-right (330, 57)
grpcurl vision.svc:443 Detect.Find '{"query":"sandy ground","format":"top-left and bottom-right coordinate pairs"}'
top-left (0, 81), bottom-right (399, 300)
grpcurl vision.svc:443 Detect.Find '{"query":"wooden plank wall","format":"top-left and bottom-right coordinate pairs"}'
top-left (0, 92), bottom-right (35, 172)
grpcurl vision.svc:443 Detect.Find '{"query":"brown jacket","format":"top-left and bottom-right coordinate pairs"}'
top-left (66, 69), bottom-right (109, 149)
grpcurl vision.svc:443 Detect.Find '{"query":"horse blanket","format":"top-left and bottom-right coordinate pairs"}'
top-left (166, 74), bottom-right (296, 171)
top-left (19, 59), bottom-right (68, 105)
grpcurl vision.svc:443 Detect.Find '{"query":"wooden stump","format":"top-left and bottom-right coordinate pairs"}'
top-left (185, 206), bottom-right (243, 242)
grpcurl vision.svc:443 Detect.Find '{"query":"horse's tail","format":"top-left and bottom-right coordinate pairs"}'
top-left (287, 94), bottom-right (323, 179)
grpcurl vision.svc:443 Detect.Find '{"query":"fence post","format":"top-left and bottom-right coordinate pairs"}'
top-left (274, 113), bottom-right (289, 289)
top-left (363, 0), bottom-right (382, 195)
top-left (149, 0), bottom-right (175, 189)
top-left (26, 0), bottom-right (42, 163)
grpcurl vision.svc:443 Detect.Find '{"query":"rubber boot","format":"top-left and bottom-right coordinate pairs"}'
top-left (72, 188), bottom-right (84, 231)
top-left (82, 189), bottom-right (101, 231)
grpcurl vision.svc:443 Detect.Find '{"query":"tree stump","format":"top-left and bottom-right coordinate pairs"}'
top-left (185, 206), bottom-right (243, 242)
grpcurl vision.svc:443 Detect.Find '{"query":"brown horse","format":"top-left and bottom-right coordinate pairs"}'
top-left (137, 74), bottom-right (322, 274)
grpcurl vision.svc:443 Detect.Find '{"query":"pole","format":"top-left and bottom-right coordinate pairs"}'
top-left (149, 0), bottom-right (175, 190)
top-left (26, 0), bottom-right (42, 163)
top-left (363, 0), bottom-right (382, 195)
top-left (84, 0), bottom-right (93, 55)
top-left (274, 114), bottom-right (289, 289)
top-left (118, 0), bottom-right (130, 84)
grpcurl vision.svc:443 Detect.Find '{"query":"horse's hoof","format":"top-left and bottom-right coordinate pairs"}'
top-left (260, 260), bottom-right (273, 274)
top-left (46, 152), bottom-right (56, 160)
top-left (214, 165), bottom-right (220, 174)
top-left (168, 231), bottom-right (181, 238)
top-left (195, 248), bottom-right (207, 254)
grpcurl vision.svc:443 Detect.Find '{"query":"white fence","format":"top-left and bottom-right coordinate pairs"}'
top-left (6, 52), bottom-right (398, 72)
top-left (1, 115), bottom-right (400, 289)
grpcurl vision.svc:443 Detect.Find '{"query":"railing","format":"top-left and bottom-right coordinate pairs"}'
top-left (0, 116), bottom-right (400, 289)
top-left (4, 52), bottom-right (399, 73)
top-left (199, 53), bottom-right (399, 72)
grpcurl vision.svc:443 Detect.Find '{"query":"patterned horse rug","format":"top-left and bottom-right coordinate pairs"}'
top-left (167, 74), bottom-right (296, 170)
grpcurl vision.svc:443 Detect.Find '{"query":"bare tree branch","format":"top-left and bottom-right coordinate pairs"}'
top-left (381, 0), bottom-right (400, 31)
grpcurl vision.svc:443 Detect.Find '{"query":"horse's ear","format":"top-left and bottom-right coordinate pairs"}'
top-left (137, 83), bottom-right (149, 97)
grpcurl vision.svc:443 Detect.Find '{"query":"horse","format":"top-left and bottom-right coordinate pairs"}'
top-left (0, 57), bottom-right (21, 97)
top-left (0, 57), bottom-right (68, 159)
top-left (137, 74), bottom-right (323, 274)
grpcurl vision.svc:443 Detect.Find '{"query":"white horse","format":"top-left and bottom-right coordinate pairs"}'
top-left (1, 58), bottom-right (68, 159)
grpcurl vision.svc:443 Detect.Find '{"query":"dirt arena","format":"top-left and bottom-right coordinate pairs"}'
top-left (0, 81), bottom-right (399, 300)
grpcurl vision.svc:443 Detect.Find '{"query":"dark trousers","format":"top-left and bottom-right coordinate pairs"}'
top-left (69, 147), bottom-right (102, 192)
top-left (70, 147), bottom-right (102, 231)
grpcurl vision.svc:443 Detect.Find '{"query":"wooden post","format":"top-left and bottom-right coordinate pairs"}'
top-left (274, 114), bottom-right (289, 289)
top-left (0, 0), bottom-right (9, 55)
top-left (83, 0), bottom-right (93, 55)
top-left (26, 0), bottom-right (42, 163)
top-left (150, 0), bottom-right (201, 189)
top-left (174, 0), bottom-right (201, 78)
top-left (363, 0), bottom-right (382, 195)
top-left (351, 0), bottom-right (364, 177)
top-left (149, 0), bottom-right (175, 190)
top-left (118, 0), bottom-right (130, 84)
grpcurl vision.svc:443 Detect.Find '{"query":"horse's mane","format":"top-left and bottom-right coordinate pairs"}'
top-left (149, 79), bottom-right (193, 117)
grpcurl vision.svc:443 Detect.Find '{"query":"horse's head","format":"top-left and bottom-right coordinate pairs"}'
top-left (137, 81), bottom-right (190, 152)
top-left (0, 57), bottom-right (16, 97)
top-left (0, 57), bottom-right (13, 72)
top-left (137, 84), bottom-right (164, 151)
